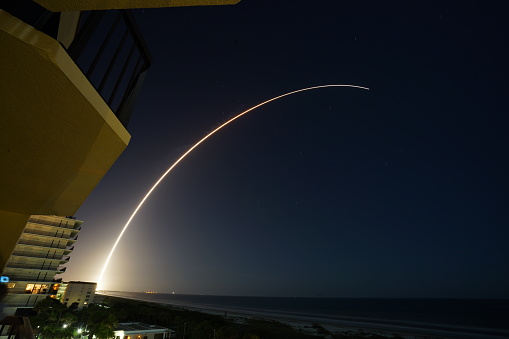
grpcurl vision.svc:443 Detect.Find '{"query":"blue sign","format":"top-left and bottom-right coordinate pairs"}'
top-left (0, 276), bottom-right (9, 283)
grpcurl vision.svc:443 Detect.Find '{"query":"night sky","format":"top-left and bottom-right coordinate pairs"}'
top-left (62, 1), bottom-right (509, 298)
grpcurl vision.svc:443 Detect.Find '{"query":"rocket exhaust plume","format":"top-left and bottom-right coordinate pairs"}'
top-left (97, 84), bottom-right (369, 288)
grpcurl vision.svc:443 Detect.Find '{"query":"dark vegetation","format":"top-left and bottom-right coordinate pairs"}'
top-left (30, 296), bottom-right (401, 339)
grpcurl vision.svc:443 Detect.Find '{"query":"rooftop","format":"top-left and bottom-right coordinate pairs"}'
top-left (115, 322), bottom-right (170, 332)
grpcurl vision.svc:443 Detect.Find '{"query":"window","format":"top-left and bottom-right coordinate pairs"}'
top-left (25, 284), bottom-right (48, 294)
top-left (7, 283), bottom-right (15, 288)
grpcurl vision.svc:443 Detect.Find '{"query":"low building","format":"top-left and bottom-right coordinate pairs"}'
top-left (55, 282), bottom-right (68, 301)
top-left (61, 281), bottom-right (96, 309)
top-left (114, 323), bottom-right (174, 339)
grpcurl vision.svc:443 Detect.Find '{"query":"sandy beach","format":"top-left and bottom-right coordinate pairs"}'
top-left (174, 303), bottom-right (509, 339)
top-left (99, 292), bottom-right (509, 338)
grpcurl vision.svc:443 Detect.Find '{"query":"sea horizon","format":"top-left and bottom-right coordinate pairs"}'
top-left (98, 290), bottom-right (509, 338)
top-left (99, 290), bottom-right (509, 300)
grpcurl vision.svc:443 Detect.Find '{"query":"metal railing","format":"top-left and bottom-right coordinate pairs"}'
top-left (2, 1), bottom-right (151, 128)
top-left (0, 317), bottom-right (35, 339)
top-left (67, 9), bottom-right (151, 127)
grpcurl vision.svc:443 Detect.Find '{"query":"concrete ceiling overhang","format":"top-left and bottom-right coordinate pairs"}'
top-left (33, 0), bottom-right (240, 12)
top-left (0, 10), bottom-right (131, 216)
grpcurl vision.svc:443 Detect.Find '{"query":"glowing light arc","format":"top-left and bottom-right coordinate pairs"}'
top-left (97, 84), bottom-right (369, 288)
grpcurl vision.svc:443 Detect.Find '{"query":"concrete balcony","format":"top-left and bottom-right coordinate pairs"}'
top-left (11, 251), bottom-right (69, 262)
top-left (0, 9), bottom-right (132, 218)
top-left (27, 217), bottom-right (82, 231)
top-left (0, 6), bottom-right (144, 269)
top-left (16, 239), bottom-right (69, 250)
top-left (4, 262), bottom-right (61, 271)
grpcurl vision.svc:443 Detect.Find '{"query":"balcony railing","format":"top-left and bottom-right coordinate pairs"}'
top-left (68, 10), bottom-right (152, 127)
top-left (0, 316), bottom-right (35, 339)
top-left (1, 1), bottom-right (151, 128)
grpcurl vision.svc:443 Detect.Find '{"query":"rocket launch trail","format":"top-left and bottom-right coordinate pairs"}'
top-left (97, 84), bottom-right (369, 288)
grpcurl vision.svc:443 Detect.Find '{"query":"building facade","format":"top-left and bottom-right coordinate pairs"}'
top-left (1, 215), bottom-right (82, 315)
top-left (61, 281), bottom-right (96, 309)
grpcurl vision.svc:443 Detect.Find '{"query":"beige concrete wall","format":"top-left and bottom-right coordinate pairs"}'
top-left (0, 211), bottom-right (30, 271)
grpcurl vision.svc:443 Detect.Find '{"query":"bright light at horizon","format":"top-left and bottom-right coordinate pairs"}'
top-left (97, 84), bottom-right (369, 290)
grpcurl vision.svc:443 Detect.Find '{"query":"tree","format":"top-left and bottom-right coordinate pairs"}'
top-left (241, 334), bottom-right (260, 339)
top-left (216, 326), bottom-right (238, 339)
top-left (31, 297), bottom-right (70, 338)
top-left (190, 320), bottom-right (213, 339)
top-left (86, 305), bottom-right (117, 339)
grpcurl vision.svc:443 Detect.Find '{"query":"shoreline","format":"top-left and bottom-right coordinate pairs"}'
top-left (98, 292), bottom-right (509, 338)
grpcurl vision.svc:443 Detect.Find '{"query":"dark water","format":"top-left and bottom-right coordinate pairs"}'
top-left (101, 291), bottom-right (509, 336)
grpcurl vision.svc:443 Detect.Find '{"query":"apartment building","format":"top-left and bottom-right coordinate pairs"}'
top-left (1, 215), bottom-right (82, 315)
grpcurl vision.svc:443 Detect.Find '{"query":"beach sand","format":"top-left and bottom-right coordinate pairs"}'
top-left (98, 292), bottom-right (509, 339)
top-left (173, 303), bottom-right (509, 339)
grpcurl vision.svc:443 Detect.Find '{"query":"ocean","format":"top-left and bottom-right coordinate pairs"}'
top-left (100, 291), bottom-right (509, 338)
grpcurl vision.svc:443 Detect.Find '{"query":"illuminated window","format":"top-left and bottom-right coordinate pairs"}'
top-left (24, 284), bottom-right (48, 294)
top-left (7, 283), bottom-right (15, 288)
top-left (25, 284), bottom-right (34, 294)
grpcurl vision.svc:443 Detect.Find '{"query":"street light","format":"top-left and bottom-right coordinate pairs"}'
top-left (63, 324), bottom-right (68, 329)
